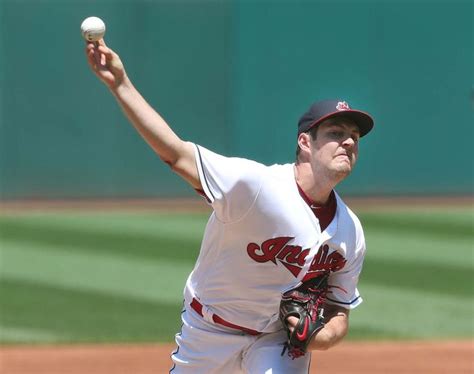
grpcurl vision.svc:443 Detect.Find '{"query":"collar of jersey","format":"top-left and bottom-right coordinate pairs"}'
top-left (296, 183), bottom-right (335, 209)
top-left (296, 183), bottom-right (337, 232)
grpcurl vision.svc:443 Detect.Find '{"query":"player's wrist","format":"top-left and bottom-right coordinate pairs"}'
top-left (110, 74), bottom-right (132, 95)
top-left (308, 327), bottom-right (335, 351)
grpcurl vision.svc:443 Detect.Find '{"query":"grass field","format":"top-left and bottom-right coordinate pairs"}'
top-left (0, 207), bottom-right (472, 344)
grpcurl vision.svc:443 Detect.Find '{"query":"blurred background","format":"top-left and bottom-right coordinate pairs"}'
top-left (0, 0), bottom-right (472, 367)
top-left (1, 0), bottom-right (472, 199)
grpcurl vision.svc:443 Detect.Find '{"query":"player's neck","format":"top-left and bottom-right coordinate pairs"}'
top-left (294, 163), bottom-right (336, 205)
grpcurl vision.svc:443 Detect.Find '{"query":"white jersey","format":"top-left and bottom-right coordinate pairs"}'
top-left (183, 144), bottom-right (366, 334)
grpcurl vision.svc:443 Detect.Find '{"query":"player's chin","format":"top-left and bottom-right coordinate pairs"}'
top-left (336, 157), bottom-right (353, 168)
top-left (332, 163), bottom-right (353, 178)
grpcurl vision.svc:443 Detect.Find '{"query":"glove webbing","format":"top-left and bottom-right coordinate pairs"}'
top-left (281, 275), bottom-right (329, 359)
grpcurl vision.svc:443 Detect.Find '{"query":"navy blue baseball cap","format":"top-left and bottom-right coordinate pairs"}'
top-left (298, 99), bottom-right (374, 137)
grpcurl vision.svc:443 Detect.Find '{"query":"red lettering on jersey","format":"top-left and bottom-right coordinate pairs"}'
top-left (247, 237), bottom-right (293, 264)
top-left (247, 237), bottom-right (347, 279)
top-left (281, 262), bottom-right (303, 277)
top-left (326, 251), bottom-right (347, 272)
top-left (311, 244), bottom-right (329, 268)
top-left (277, 245), bottom-right (309, 267)
top-left (277, 245), bottom-right (299, 261)
top-left (294, 248), bottom-right (310, 266)
top-left (302, 271), bottom-right (326, 282)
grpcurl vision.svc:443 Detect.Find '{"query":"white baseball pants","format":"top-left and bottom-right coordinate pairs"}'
top-left (170, 306), bottom-right (311, 373)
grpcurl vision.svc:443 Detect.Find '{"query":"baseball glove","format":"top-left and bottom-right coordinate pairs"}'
top-left (279, 273), bottom-right (329, 359)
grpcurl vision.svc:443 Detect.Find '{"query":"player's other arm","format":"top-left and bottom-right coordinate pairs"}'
top-left (308, 304), bottom-right (349, 351)
top-left (84, 40), bottom-right (200, 189)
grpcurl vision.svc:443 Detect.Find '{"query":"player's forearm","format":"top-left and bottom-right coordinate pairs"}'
top-left (111, 76), bottom-right (182, 163)
top-left (309, 308), bottom-right (349, 351)
top-left (110, 76), bottom-right (200, 187)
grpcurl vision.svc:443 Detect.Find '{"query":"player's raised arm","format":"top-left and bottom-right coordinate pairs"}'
top-left (84, 39), bottom-right (200, 189)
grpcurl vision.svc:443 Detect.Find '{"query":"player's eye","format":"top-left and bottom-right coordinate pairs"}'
top-left (329, 131), bottom-right (344, 138)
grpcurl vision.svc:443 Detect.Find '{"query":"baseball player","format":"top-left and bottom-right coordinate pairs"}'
top-left (85, 39), bottom-right (374, 373)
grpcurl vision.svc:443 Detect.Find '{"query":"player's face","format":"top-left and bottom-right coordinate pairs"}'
top-left (311, 118), bottom-right (360, 180)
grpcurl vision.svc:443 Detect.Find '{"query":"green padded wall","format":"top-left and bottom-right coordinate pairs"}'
top-left (1, 0), bottom-right (472, 198)
top-left (0, 1), bottom-right (233, 198)
top-left (231, 0), bottom-right (473, 195)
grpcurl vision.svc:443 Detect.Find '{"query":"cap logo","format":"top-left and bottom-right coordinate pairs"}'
top-left (336, 101), bottom-right (350, 111)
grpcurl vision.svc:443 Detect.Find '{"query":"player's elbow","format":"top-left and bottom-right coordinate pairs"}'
top-left (159, 142), bottom-right (194, 172)
top-left (162, 144), bottom-right (201, 189)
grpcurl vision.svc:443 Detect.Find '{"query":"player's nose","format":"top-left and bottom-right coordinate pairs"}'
top-left (342, 136), bottom-right (356, 148)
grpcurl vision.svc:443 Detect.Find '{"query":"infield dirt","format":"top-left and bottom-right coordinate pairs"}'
top-left (1, 340), bottom-right (473, 374)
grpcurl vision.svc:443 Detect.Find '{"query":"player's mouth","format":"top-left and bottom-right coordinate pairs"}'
top-left (335, 153), bottom-right (351, 160)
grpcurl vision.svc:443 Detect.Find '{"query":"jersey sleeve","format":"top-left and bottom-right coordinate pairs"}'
top-left (326, 236), bottom-right (366, 310)
top-left (194, 144), bottom-right (265, 223)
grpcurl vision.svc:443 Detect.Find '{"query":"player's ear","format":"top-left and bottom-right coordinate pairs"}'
top-left (298, 132), bottom-right (312, 155)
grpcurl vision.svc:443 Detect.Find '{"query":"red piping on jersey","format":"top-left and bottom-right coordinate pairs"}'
top-left (190, 298), bottom-right (261, 336)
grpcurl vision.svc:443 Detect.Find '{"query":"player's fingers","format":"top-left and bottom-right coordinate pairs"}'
top-left (100, 51), bottom-right (107, 66)
top-left (86, 50), bottom-right (99, 71)
top-left (97, 38), bottom-right (108, 48)
top-left (87, 46), bottom-right (106, 67)
top-left (85, 47), bottom-right (103, 72)
top-left (97, 39), bottom-right (118, 60)
top-left (85, 43), bottom-right (102, 65)
top-left (86, 56), bottom-right (98, 72)
top-left (85, 46), bottom-right (94, 63)
top-left (286, 316), bottom-right (299, 333)
top-left (98, 45), bottom-right (113, 59)
top-left (85, 43), bottom-right (94, 57)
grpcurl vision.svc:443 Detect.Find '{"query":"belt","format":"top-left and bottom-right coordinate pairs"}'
top-left (190, 298), bottom-right (261, 336)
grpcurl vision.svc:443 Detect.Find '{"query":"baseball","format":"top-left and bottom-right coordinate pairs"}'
top-left (80, 16), bottom-right (106, 42)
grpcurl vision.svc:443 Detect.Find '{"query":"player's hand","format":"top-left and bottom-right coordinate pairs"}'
top-left (286, 316), bottom-right (298, 334)
top-left (85, 39), bottom-right (126, 90)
